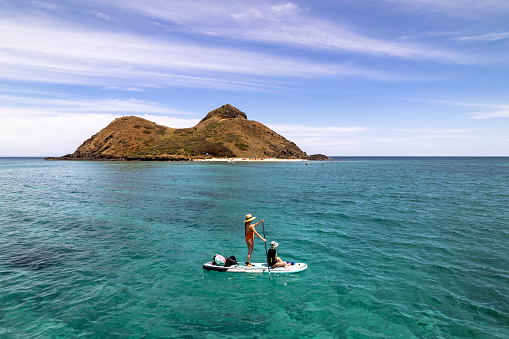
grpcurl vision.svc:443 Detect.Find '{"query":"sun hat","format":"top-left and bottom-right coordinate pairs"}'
top-left (270, 241), bottom-right (279, 249)
top-left (244, 214), bottom-right (256, 223)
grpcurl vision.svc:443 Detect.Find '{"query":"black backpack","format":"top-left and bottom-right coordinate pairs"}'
top-left (267, 248), bottom-right (277, 266)
top-left (225, 256), bottom-right (238, 267)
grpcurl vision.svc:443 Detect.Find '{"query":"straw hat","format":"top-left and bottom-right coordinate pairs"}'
top-left (244, 214), bottom-right (256, 223)
top-left (270, 241), bottom-right (279, 249)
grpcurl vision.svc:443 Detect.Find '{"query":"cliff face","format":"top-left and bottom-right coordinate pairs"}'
top-left (51, 104), bottom-right (311, 160)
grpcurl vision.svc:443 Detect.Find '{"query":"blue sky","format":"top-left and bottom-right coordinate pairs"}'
top-left (0, 0), bottom-right (508, 156)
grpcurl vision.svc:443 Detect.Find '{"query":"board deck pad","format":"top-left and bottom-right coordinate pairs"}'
top-left (203, 262), bottom-right (307, 273)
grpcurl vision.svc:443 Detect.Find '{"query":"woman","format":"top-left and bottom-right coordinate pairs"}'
top-left (244, 214), bottom-right (266, 267)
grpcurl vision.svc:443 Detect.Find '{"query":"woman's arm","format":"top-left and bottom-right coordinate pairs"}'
top-left (250, 225), bottom-right (266, 241)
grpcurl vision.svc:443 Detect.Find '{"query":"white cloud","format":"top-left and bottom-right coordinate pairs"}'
top-left (268, 124), bottom-right (366, 137)
top-left (456, 32), bottom-right (509, 42)
top-left (87, 11), bottom-right (111, 20)
top-left (468, 111), bottom-right (509, 119)
top-left (0, 112), bottom-right (200, 157)
top-left (101, 0), bottom-right (472, 64)
top-left (0, 94), bottom-right (201, 156)
top-left (415, 129), bottom-right (471, 138)
top-left (264, 123), bottom-right (475, 154)
top-left (1, 17), bottom-right (386, 91)
top-left (0, 113), bottom-right (117, 156)
top-left (30, 1), bottom-right (60, 10)
top-left (369, 128), bottom-right (471, 140)
top-left (265, 124), bottom-right (368, 154)
top-left (0, 94), bottom-right (194, 116)
top-left (0, 112), bottom-right (196, 156)
top-left (283, 126), bottom-right (478, 155)
top-left (376, 0), bottom-right (509, 17)
top-left (271, 3), bottom-right (300, 14)
top-left (425, 99), bottom-right (509, 119)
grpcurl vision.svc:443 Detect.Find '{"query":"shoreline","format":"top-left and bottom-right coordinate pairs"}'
top-left (193, 158), bottom-right (306, 162)
top-left (44, 156), bottom-right (310, 162)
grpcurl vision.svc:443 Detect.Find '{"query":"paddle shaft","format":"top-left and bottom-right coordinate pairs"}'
top-left (262, 221), bottom-right (271, 278)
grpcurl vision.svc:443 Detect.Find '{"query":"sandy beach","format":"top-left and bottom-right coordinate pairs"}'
top-left (193, 158), bottom-right (306, 162)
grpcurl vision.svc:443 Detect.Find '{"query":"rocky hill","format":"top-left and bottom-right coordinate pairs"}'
top-left (47, 104), bottom-right (326, 161)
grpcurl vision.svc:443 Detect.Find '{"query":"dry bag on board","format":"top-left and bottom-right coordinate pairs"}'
top-left (225, 256), bottom-right (237, 267)
top-left (213, 254), bottom-right (226, 266)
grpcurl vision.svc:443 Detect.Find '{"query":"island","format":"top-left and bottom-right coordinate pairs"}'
top-left (46, 104), bottom-right (329, 161)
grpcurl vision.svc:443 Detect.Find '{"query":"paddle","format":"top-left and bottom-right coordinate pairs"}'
top-left (262, 221), bottom-right (271, 279)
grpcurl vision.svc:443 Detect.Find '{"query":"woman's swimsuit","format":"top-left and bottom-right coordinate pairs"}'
top-left (245, 224), bottom-right (254, 241)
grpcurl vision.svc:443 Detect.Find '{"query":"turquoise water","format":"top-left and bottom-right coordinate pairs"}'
top-left (0, 157), bottom-right (508, 338)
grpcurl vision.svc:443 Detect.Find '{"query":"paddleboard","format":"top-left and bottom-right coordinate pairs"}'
top-left (203, 262), bottom-right (307, 273)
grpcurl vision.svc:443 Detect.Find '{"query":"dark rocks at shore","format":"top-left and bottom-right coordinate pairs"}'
top-left (307, 154), bottom-right (330, 161)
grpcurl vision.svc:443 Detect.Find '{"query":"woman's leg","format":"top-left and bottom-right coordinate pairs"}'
top-left (246, 239), bottom-right (254, 264)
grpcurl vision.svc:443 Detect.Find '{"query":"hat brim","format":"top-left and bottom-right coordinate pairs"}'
top-left (245, 217), bottom-right (256, 223)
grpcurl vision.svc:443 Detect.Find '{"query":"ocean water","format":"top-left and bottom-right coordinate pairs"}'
top-left (0, 157), bottom-right (508, 338)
